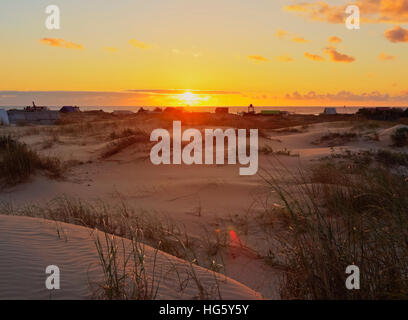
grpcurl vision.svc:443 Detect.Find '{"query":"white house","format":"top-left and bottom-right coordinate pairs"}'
top-left (0, 109), bottom-right (10, 125)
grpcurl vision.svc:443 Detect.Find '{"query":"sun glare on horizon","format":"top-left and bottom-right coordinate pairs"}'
top-left (178, 91), bottom-right (199, 106)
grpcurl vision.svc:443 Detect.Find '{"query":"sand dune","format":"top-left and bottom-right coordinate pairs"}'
top-left (1, 118), bottom-right (406, 299)
top-left (0, 215), bottom-right (262, 300)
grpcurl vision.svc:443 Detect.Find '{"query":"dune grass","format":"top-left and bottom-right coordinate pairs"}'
top-left (262, 163), bottom-right (408, 299)
top-left (1, 196), bottom-right (226, 299)
top-left (391, 127), bottom-right (408, 147)
top-left (93, 227), bottom-right (160, 300)
top-left (0, 135), bottom-right (63, 186)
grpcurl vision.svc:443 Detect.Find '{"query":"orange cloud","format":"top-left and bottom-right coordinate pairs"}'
top-left (378, 52), bottom-right (396, 61)
top-left (248, 55), bottom-right (269, 62)
top-left (284, 1), bottom-right (408, 24)
top-left (325, 47), bottom-right (355, 63)
top-left (39, 38), bottom-right (83, 50)
top-left (284, 2), bottom-right (344, 23)
top-left (292, 36), bottom-right (310, 43)
top-left (384, 26), bottom-right (408, 43)
top-left (129, 39), bottom-right (151, 49)
top-left (275, 55), bottom-right (294, 62)
top-left (275, 29), bottom-right (288, 39)
top-left (285, 90), bottom-right (408, 103)
top-left (304, 52), bottom-right (324, 61)
top-left (328, 36), bottom-right (342, 43)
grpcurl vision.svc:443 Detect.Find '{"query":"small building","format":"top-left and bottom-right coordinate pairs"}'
top-left (0, 109), bottom-right (10, 125)
top-left (323, 107), bottom-right (337, 115)
top-left (24, 101), bottom-right (49, 112)
top-left (60, 106), bottom-right (81, 113)
top-left (215, 107), bottom-right (229, 114)
top-left (7, 109), bottom-right (60, 125)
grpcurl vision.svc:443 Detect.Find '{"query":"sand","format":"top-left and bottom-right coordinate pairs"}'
top-left (0, 215), bottom-right (261, 300)
top-left (0, 116), bottom-right (405, 299)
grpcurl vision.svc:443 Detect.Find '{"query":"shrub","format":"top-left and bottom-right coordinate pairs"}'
top-left (391, 127), bottom-right (408, 147)
top-left (262, 166), bottom-right (408, 299)
top-left (0, 135), bottom-right (62, 186)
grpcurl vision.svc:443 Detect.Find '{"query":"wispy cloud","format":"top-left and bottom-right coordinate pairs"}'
top-left (275, 29), bottom-right (309, 43)
top-left (275, 28), bottom-right (288, 39)
top-left (328, 36), bottom-right (342, 44)
top-left (129, 39), bottom-right (151, 49)
top-left (276, 55), bottom-right (294, 62)
top-left (378, 52), bottom-right (396, 61)
top-left (39, 38), bottom-right (83, 50)
top-left (285, 90), bottom-right (408, 103)
top-left (292, 36), bottom-right (310, 43)
top-left (248, 55), bottom-right (269, 62)
top-left (126, 89), bottom-right (240, 95)
top-left (304, 52), bottom-right (324, 61)
top-left (284, 2), bottom-right (344, 24)
top-left (284, 0), bottom-right (408, 24)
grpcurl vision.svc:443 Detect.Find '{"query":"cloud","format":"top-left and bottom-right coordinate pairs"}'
top-left (285, 90), bottom-right (408, 103)
top-left (325, 47), bottom-right (355, 63)
top-left (284, 2), bottom-right (345, 24)
top-left (384, 26), bottom-right (408, 43)
top-left (0, 90), bottom-right (241, 106)
top-left (275, 29), bottom-right (288, 39)
top-left (275, 55), bottom-right (294, 62)
top-left (304, 52), bottom-right (324, 61)
top-left (378, 52), bottom-right (396, 61)
top-left (129, 39), bottom-right (151, 49)
top-left (328, 36), bottom-right (342, 43)
top-left (292, 36), bottom-right (310, 43)
top-left (126, 89), bottom-right (240, 95)
top-left (39, 38), bottom-right (83, 50)
top-left (284, 0), bottom-right (408, 24)
top-left (103, 47), bottom-right (118, 53)
top-left (248, 55), bottom-right (269, 62)
top-left (276, 29), bottom-right (309, 43)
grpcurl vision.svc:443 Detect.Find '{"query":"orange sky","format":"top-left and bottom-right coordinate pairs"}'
top-left (1, 0), bottom-right (408, 106)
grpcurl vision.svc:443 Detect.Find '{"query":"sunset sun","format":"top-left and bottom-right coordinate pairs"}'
top-left (179, 91), bottom-right (198, 105)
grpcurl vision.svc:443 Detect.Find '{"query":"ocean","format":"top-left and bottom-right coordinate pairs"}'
top-left (0, 106), bottom-right (364, 115)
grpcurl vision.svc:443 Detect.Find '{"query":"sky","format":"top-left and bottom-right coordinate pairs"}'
top-left (1, 0), bottom-right (408, 107)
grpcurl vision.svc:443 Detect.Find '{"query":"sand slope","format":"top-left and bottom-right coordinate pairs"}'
top-left (0, 215), bottom-right (262, 300)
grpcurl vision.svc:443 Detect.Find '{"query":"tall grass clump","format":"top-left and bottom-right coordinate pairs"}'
top-left (0, 135), bottom-right (62, 186)
top-left (391, 127), bottom-right (408, 147)
top-left (262, 164), bottom-right (408, 299)
top-left (93, 227), bottom-right (160, 300)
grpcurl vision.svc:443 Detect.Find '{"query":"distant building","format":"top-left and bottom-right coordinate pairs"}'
top-left (215, 107), bottom-right (229, 114)
top-left (24, 101), bottom-right (49, 112)
top-left (60, 106), bottom-right (81, 113)
top-left (0, 109), bottom-right (10, 125)
top-left (323, 107), bottom-right (337, 115)
top-left (7, 109), bottom-right (60, 125)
